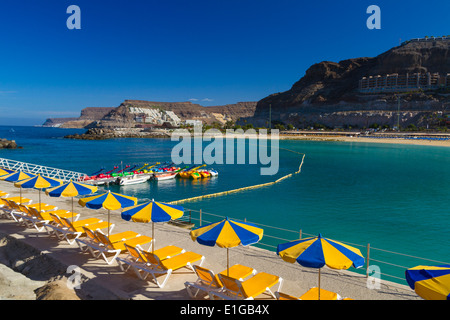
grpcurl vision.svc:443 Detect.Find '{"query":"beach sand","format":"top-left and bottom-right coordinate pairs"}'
top-left (279, 132), bottom-right (450, 147)
top-left (0, 180), bottom-right (421, 301)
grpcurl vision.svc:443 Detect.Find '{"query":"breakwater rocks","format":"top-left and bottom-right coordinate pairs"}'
top-left (0, 138), bottom-right (21, 149)
top-left (64, 127), bottom-right (171, 140)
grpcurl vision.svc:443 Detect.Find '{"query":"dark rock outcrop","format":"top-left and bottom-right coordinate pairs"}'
top-left (0, 138), bottom-right (21, 149)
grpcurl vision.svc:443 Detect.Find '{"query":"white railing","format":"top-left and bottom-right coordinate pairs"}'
top-left (0, 158), bottom-right (88, 182)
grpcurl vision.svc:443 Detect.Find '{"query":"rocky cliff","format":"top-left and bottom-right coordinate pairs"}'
top-left (116, 100), bottom-right (256, 124)
top-left (247, 39), bottom-right (450, 128)
top-left (42, 107), bottom-right (116, 128)
top-left (45, 101), bottom-right (256, 129)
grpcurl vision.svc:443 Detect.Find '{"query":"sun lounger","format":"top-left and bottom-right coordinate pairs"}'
top-left (129, 250), bottom-right (205, 288)
top-left (17, 205), bottom-right (49, 231)
top-left (185, 264), bottom-right (256, 299)
top-left (92, 230), bottom-right (153, 265)
top-left (1, 199), bottom-right (28, 222)
top-left (0, 198), bottom-right (25, 220)
top-left (27, 203), bottom-right (58, 212)
top-left (0, 191), bottom-right (9, 198)
top-left (117, 243), bottom-right (185, 276)
top-left (211, 272), bottom-right (283, 300)
top-left (4, 197), bottom-right (32, 205)
top-left (298, 287), bottom-right (342, 300)
top-left (0, 198), bottom-right (12, 218)
top-left (275, 291), bottom-right (301, 300)
top-left (19, 207), bottom-right (78, 232)
top-left (76, 227), bottom-right (142, 257)
top-left (30, 207), bottom-right (80, 223)
top-left (10, 203), bottom-right (35, 225)
top-left (46, 213), bottom-right (112, 245)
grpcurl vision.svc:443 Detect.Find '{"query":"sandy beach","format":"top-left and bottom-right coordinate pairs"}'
top-left (201, 130), bottom-right (450, 148)
top-left (0, 179), bottom-right (421, 302)
top-left (278, 132), bottom-right (450, 148)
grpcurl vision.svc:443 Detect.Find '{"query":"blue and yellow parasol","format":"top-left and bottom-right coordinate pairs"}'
top-left (122, 199), bottom-right (184, 251)
top-left (1, 170), bottom-right (36, 203)
top-left (0, 168), bottom-right (16, 177)
top-left (14, 174), bottom-right (62, 212)
top-left (405, 265), bottom-right (450, 300)
top-left (277, 234), bottom-right (365, 299)
top-left (190, 217), bottom-right (263, 274)
top-left (78, 191), bottom-right (137, 236)
top-left (46, 180), bottom-right (98, 222)
top-left (1, 170), bottom-right (35, 182)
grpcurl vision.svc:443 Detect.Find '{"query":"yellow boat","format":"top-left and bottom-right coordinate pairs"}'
top-left (142, 162), bottom-right (160, 173)
top-left (198, 170), bottom-right (211, 178)
top-left (179, 164), bottom-right (206, 179)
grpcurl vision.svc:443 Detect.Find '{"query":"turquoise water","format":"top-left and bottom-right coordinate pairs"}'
top-left (1, 126), bottom-right (449, 285)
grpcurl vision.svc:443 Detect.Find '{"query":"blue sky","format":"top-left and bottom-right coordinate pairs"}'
top-left (0, 0), bottom-right (449, 125)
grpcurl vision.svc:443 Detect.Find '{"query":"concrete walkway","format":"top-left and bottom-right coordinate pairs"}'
top-left (0, 181), bottom-right (420, 300)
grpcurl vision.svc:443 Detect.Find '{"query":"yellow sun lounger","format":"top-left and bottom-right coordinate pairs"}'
top-left (275, 291), bottom-right (301, 300)
top-left (117, 243), bottom-right (186, 276)
top-left (76, 227), bottom-right (142, 257)
top-left (93, 230), bottom-right (153, 265)
top-left (298, 287), bottom-right (342, 300)
top-left (27, 203), bottom-right (58, 212)
top-left (4, 196), bottom-right (32, 205)
top-left (131, 250), bottom-right (205, 288)
top-left (47, 213), bottom-right (112, 245)
top-left (2, 199), bottom-right (32, 223)
top-left (0, 191), bottom-right (9, 198)
top-left (6, 202), bottom-right (30, 224)
top-left (184, 264), bottom-right (257, 299)
top-left (22, 207), bottom-right (79, 232)
top-left (211, 272), bottom-right (283, 300)
top-left (0, 198), bottom-right (12, 219)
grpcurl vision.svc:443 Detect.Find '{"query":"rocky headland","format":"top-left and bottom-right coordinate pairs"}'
top-left (45, 101), bottom-right (257, 130)
top-left (64, 127), bottom-right (171, 140)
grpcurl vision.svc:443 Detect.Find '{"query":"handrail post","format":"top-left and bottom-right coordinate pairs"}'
top-left (199, 209), bottom-right (202, 227)
top-left (299, 229), bottom-right (302, 239)
top-left (366, 243), bottom-right (371, 277)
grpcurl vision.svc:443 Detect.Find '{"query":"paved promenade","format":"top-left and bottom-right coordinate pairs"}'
top-left (0, 181), bottom-right (420, 301)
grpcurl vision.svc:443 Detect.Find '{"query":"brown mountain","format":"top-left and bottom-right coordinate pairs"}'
top-left (247, 38), bottom-right (450, 129)
top-left (43, 101), bottom-right (256, 128)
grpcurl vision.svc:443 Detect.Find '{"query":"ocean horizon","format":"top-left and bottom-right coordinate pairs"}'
top-left (1, 125), bottom-right (449, 286)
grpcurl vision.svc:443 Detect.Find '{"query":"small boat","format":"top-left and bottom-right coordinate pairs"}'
top-left (178, 164), bottom-right (206, 179)
top-left (198, 170), bottom-right (211, 178)
top-left (117, 174), bottom-right (150, 186)
top-left (208, 169), bottom-right (219, 177)
top-left (142, 162), bottom-right (161, 173)
top-left (153, 172), bottom-right (178, 181)
top-left (152, 166), bottom-right (187, 181)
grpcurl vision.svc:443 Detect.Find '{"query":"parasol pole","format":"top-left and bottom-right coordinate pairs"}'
top-left (39, 189), bottom-right (41, 213)
top-left (318, 268), bottom-right (321, 300)
top-left (227, 248), bottom-right (230, 277)
top-left (108, 209), bottom-right (110, 237)
top-left (152, 222), bottom-right (155, 253)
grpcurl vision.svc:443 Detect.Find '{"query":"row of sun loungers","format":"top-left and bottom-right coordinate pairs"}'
top-left (0, 192), bottom-right (346, 300)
